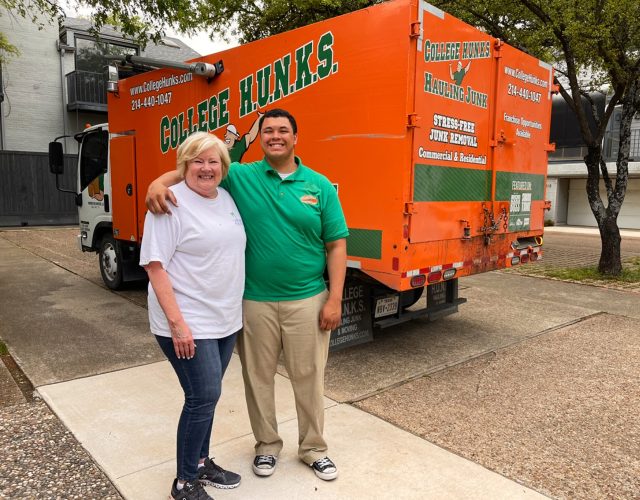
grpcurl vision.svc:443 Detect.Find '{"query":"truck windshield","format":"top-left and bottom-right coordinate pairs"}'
top-left (79, 130), bottom-right (108, 191)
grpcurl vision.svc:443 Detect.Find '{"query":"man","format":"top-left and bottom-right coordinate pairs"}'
top-left (146, 108), bottom-right (348, 482)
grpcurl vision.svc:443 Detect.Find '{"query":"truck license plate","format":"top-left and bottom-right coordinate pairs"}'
top-left (374, 296), bottom-right (399, 318)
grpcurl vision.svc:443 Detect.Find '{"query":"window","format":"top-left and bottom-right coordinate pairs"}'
top-left (79, 130), bottom-right (108, 191)
top-left (75, 37), bottom-right (137, 75)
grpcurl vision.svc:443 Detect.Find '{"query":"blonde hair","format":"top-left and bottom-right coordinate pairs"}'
top-left (176, 132), bottom-right (231, 179)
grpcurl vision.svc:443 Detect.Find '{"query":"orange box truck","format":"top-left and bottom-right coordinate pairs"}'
top-left (50, 0), bottom-right (554, 350)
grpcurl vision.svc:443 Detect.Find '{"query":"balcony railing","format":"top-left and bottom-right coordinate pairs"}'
top-left (66, 70), bottom-right (107, 113)
top-left (549, 128), bottom-right (640, 163)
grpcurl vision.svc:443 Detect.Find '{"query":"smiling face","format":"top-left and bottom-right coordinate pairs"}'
top-left (184, 146), bottom-right (223, 198)
top-left (224, 130), bottom-right (237, 148)
top-left (259, 116), bottom-right (297, 169)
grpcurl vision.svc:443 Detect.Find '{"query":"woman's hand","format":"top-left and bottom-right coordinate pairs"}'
top-left (144, 262), bottom-right (195, 359)
top-left (170, 319), bottom-right (196, 359)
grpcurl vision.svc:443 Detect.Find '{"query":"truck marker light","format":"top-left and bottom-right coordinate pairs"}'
top-left (411, 275), bottom-right (427, 287)
top-left (392, 257), bottom-right (399, 271)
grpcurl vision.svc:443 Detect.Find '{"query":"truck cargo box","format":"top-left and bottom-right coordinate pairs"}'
top-left (107, 0), bottom-right (553, 294)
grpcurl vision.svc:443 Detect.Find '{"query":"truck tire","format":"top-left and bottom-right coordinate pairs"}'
top-left (401, 287), bottom-right (425, 309)
top-left (99, 234), bottom-right (124, 290)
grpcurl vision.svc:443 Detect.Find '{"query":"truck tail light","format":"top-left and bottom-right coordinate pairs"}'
top-left (511, 256), bottom-right (520, 265)
top-left (520, 253), bottom-right (530, 264)
top-left (426, 271), bottom-right (441, 283)
top-left (411, 275), bottom-right (426, 287)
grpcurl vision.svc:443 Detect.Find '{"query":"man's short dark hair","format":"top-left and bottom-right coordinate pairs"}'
top-left (259, 108), bottom-right (298, 134)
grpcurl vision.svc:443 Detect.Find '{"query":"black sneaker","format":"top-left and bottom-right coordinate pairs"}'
top-left (198, 457), bottom-right (241, 489)
top-left (252, 454), bottom-right (277, 476)
top-left (310, 457), bottom-right (338, 480)
top-left (169, 478), bottom-right (213, 500)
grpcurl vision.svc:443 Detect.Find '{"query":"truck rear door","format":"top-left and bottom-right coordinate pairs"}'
top-left (491, 44), bottom-right (554, 233)
top-left (409, 2), bottom-right (495, 243)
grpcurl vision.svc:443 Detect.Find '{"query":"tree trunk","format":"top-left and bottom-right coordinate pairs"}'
top-left (583, 146), bottom-right (624, 275)
top-left (598, 215), bottom-right (622, 275)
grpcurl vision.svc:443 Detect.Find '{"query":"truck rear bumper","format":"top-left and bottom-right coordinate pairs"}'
top-left (374, 297), bottom-right (467, 329)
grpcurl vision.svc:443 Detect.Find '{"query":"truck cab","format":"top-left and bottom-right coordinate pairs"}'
top-left (49, 124), bottom-right (143, 289)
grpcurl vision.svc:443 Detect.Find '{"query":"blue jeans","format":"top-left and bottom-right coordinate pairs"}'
top-left (156, 332), bottom-right (238, 481)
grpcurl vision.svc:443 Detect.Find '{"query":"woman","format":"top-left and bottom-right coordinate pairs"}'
top-left (140, 132), bottom-right (246, 500)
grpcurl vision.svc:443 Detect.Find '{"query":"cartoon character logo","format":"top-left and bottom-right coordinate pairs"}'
top-left (88, 175), bottom-right (104, 201)
top-left (223, 111), bottom-right (264, 162)
top-left (449, 60), bottom-right (471, 85)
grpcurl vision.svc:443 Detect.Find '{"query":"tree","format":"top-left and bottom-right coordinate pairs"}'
top-left (2, 0), bottom-right (382, 60)
top-left (190, 0), bottom-right (380, 44)
top-left (432, 0), bottom-right (640, 275)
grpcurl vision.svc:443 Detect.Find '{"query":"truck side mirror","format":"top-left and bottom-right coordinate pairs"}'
top-left (49, 142), bottom-right (64, 174)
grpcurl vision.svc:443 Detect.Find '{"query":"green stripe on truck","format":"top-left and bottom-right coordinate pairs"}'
top-left (346, 228), bottom-right (382, 259)
top-left (495, 171), bottom-right (545, 200)
top-left (414, 164), bottom-right (491, 201)
top-left (413, 164), bottom-right (545, 201)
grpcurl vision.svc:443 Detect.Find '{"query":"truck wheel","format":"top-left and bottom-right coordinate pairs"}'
top-left (99, 234), bottom-right (124, 290)
top-left (401, 287), bottom-right (424, 309)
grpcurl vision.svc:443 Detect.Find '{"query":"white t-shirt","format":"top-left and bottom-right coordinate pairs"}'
top-left (140, 182), bottom-right (246, 339)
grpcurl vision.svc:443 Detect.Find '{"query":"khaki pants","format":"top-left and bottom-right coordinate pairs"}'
top-left (237, 291), bottom-right (330, 464)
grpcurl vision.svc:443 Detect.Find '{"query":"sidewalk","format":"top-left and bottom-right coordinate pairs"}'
top-left (37, 357), bottom-right (546, 499)
top-left (543, 225), bottom-right (640, 239)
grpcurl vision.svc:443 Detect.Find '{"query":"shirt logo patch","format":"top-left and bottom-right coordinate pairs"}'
top-left (230, 211), bottom-right (243, 226)
top-left (300, 195), bottom-right (318, 205)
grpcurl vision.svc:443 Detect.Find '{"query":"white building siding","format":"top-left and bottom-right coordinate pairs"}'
top-left (0, 15), bottom-right (65, 152)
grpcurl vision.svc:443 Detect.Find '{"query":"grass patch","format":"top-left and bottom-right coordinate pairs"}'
top-left (544, 257), bottom-right (640, 283)
top-left (0, 341), bottom-right (8, 356)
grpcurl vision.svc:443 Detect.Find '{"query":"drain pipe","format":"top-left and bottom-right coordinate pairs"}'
top-left (56, 39), bottom-right (75, 153)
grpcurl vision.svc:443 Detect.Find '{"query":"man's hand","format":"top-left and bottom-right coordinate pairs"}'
top-left (146, 180), bottom-right (178, 214)
top-left (319, 296), bottom-right (342, 331)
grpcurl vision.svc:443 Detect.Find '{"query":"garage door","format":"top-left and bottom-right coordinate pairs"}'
top-left (567, 178), bottom-right (640, 229)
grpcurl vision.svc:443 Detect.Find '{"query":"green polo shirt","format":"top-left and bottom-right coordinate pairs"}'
top-left (220, 157), bottom-right (349, 301)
